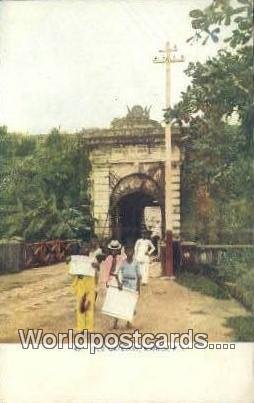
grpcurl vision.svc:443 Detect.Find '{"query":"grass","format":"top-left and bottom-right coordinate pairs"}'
top-left (177, 271), bottom-right (230, 300)
top-left (177, 269), bottom-right (254, 341)
top-left (226, 315), bottom-right (254, 341)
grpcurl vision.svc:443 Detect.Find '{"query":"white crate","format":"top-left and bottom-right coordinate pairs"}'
top-left (69, 255), bottom-right (95, 277)
top-left (101, 285), bottom-right (138, 321)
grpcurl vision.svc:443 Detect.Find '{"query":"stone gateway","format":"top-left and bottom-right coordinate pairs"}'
top-left (82, 106), bottom-right (181, 243)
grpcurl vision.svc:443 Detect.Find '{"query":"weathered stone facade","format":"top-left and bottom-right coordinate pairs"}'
top-left (82, 106), bottom-right (182, 241)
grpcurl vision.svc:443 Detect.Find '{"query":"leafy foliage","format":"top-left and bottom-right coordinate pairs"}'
top-left (226, 316), bottom-right (254, 341)
top-left (188, 0), bottom-right (253, 48)
top-left (169, 0), bottom-right (254, 243)
top-left (217, 249), bottom-right (254, 310)
top-left (0, 128), bottom-right (91, 241)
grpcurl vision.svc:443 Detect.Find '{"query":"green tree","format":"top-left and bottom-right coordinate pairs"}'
top-left (171, 0), bottom-right (254, 243)
top-left (0, 129), bottom-right (91, 241)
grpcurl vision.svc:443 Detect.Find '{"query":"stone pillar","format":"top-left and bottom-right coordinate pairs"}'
top-left (91, 165), bottom-right (110, 238)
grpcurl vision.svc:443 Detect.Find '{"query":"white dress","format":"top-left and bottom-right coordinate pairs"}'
top-left (134, 239), bottom-right (155, 284)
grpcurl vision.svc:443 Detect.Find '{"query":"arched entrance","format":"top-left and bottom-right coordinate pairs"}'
top-left (110, 173), bottom-right (164, 243)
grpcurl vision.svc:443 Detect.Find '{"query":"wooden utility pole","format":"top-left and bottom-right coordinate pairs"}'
top-left (153, 42), bottom-right (184, 278)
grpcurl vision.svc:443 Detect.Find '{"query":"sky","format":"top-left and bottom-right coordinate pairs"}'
top-left (0, 0), bottom-right (228, 134)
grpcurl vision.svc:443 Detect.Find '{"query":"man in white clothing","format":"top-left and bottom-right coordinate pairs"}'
top-left (134, 231), bottom-right (155, 285)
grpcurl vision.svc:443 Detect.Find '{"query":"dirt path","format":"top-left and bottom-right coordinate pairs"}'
top-left (0, 262), bottom-right (249, 342)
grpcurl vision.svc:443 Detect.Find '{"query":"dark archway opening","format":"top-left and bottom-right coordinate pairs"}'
top-left (115, 191), bottom-right (160, 244)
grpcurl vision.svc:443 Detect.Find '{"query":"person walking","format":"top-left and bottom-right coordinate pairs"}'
top-left (69, 245), bottom-right (96, 333)
top-left (116, 244), bottom-right (141, 329)
top-left (134, 231), bottom-right (155, 285)
top-left (96, 240), bottom-right (125, 307)
top-left (102, 240), bottom-right (125, 286)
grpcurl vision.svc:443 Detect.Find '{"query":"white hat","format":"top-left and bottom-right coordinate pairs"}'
top-left (107, 239), bottom-right (122, 250)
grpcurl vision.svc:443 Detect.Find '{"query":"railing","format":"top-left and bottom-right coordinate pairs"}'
top-left (180, 242), bottom-right (254, 268)
top-left (1, 238), bottom-right (253, 274)
top-left (0, 239), bottom-right (82, 274)
top-left (25, 240), bottom-right (81, 268)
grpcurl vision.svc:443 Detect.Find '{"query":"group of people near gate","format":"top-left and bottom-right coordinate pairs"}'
top-left (67, 231), bottom-right (156, 333)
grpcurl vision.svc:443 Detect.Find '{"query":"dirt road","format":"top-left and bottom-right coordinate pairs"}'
top-left (0, 262), bottom-right (248, 342)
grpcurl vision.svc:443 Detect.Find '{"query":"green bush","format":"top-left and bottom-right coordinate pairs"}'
top-left (215, 249), bottom-right (254, 311)
top-left (226, 316), bottom-right (254, 342)
top-left (0, 129), bottom-right (91, 241)
top-left (217, 249), bottom-right (254, 283)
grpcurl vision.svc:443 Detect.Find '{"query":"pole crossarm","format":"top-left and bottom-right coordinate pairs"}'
top-left (153, 44), bottom-right (184, 65)
top-left (153, 41), bottom-right (185, 110)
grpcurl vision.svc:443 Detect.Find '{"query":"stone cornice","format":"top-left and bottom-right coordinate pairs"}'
top-left (80, 126), bottom-right (183, 148)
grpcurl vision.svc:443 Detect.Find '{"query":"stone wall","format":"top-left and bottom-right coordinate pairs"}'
top-left (83, 106), bottom-right (183, 240)
top-left (89, 141), bottom-right (181, 239)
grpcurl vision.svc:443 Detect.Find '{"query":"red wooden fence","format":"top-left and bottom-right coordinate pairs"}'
top-left (25, 240), bottom-right (80, 268)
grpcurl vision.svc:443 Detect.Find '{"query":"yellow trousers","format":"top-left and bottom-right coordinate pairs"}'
top-left (72, 276), bottom-right (95, 332)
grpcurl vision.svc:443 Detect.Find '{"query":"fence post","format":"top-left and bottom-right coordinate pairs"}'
top-left (0, 239), bottom-right (25, 274)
